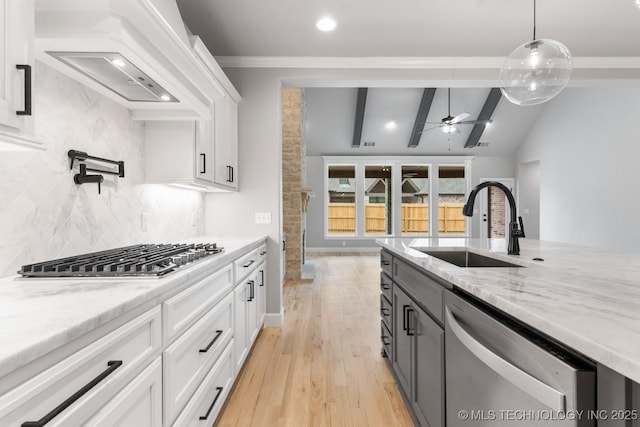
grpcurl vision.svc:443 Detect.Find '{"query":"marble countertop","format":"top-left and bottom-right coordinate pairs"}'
top-left (0, 235), bottom-right (267, 379)
top-left (377, 237), bottom-right (640, 384)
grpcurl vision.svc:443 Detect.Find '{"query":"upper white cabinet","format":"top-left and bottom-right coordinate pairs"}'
top-left (0, 0), bottom-right (42, 150)
top-left (144, 36), bottom-right (240, 192)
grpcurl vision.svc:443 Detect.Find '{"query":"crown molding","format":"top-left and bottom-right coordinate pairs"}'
top-left (215, 55), bottom-right (640, 70)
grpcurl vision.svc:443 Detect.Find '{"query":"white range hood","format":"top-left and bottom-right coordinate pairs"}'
top-left (34, 0), bottom-right (222, 120)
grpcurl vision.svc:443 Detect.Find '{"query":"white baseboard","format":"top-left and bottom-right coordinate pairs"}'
top-left (306, 247), bottom-right (380, 253)
top-left (264, 308), bottom-right (284, 327)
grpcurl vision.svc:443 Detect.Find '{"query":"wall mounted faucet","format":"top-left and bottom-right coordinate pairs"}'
top-left (462, 181), bottom-right (525, 255)
top-left (68, 150), bottom-right (124, 194)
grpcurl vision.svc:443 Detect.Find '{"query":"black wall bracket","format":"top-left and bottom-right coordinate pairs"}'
top-left (68, 150), bottom-right (125, 194)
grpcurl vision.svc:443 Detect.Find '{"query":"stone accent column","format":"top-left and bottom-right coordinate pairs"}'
top-left (282, 88), bottom-right (303, 282)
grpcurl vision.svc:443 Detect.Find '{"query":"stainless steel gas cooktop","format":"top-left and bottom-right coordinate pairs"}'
top-left (18, 243), bottom-right (224, 278)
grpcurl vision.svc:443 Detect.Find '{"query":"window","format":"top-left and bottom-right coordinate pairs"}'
top-left (365, 165), bottom-right (392, 235)
top-left (324, 157), bottom-right (471, 238)
top-left (327, 165), bottom-right (356, 235)
top-left (401, 165), bottom-right (429, 235)
top-left (438, 165), bottom-right (467, 235)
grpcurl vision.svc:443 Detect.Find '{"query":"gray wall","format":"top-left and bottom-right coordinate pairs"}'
top-left (517, 87), bottom-right (640, 251)
top-left (518, 161), bottom-right (541, 239)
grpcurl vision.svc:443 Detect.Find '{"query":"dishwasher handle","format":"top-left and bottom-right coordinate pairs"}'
top-left (445, 307), bottom-right (566, 412)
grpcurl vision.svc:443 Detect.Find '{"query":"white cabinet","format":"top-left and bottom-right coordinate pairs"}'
top-left (233, 278), bottom-right (249, 374)
top-left (213, 89), bottom-right (239, 189)
top-left (84, 357), bottom-right (162, 427)
top-left (0, 307), bottom-right (161, 426)
top-left (257, 261), bottom-right (267, 328)
top-left (0, 0), bottom-right (41, 150)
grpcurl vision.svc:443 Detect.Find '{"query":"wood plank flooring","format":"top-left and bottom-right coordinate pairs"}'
top-left (214, 254), bottom-right (413, 427)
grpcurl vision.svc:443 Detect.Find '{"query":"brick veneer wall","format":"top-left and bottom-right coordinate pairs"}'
top-left (490, 187), bottom-right (506, 237)
top-left (282, 88), bottom-right (303, 282)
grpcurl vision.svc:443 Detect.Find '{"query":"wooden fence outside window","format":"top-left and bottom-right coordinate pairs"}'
top-left (327, 203), bottom-right (466, 234)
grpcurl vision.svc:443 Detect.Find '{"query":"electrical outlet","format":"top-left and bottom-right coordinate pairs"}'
top-left (255, 212), bottom-right (272, 224)
top-left (141, 213), bottom-right (148, 232)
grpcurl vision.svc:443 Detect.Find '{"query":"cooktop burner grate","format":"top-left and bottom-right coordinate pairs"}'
top-left (18, 243), bottom-right (224, 278)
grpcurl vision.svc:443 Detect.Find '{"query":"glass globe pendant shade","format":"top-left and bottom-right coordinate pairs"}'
top-left (499, 39), bottom-right (572, 106)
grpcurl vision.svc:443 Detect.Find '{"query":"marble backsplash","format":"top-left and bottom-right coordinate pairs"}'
top-left (0, 62), bottom-right (205, 277)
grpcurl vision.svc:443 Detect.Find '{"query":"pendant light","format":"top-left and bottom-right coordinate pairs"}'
top-left (499, 0), bottom-right (572, 106)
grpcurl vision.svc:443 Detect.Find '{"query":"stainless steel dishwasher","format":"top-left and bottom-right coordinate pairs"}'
top-left (445, 290), bottom-right (595, 426)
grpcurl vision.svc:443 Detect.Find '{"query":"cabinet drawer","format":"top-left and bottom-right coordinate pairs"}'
top-left (393, 258), bottom-right (444, 324)
top-left (380, 294), bottom-right (392, 331)
top-left (380, 250), bottom-right (393, 276)
top-left (163, 293), bottom-right (233, 425)
top-left (85, 357), bottom-right (162, 427)
top-left (381, 321), bottom-right (392, 360)
top-left (163, 264), bottom-right (232, 343)
top-left (234, 249), bottom-right (259, 283)
top-left (171, 341), bottom-right (234, 427)
top-left (256, 243), bottom-right (267, 265)
top-left (380, 272), bottom-right (392, 302)
top-left (0, 307), bottom-right (161, 426)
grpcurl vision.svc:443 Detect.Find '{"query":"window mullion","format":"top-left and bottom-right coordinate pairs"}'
top-left (355, 163), bottom-right (366, 237)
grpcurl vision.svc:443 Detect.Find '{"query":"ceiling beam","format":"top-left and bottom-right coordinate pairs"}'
top-left (408, 88), bottom-right (436, 148)
top-left (351, 88), bottom-right (368, 148)
top-left (464, 88), bottom-right (502, 148)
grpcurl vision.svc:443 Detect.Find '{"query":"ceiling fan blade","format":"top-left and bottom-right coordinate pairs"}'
top-left (457, 119), bottom-right (493, 125)
top-left (451, 112), bottom-right (471, 123)
top-left (419, 125), bottom-right (443, 133)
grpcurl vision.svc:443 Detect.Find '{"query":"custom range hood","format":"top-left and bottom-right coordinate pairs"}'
top-left (34, 0), bottom-right (222, 120)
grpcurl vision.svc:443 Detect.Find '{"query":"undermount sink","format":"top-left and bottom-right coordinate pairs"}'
top-left (419, 250), bottom-right (524, 268)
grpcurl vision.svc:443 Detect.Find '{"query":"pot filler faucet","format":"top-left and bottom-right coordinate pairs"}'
top-left (462, 181), bottom-right (525, 255)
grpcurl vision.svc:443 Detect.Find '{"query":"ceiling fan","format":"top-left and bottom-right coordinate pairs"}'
top-left (422, 88), bottom-right (492, 134)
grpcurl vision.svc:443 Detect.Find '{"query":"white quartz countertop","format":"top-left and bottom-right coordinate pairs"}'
top-left (377, 237), bottom-right (640, 383)
top-left (0, 236), bottom-right (267, 379)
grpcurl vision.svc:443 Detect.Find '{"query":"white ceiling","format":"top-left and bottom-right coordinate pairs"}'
top-left (176, 0), bottom-right (640, 58)
top-left (175, 0), bottom-right (640, 157)
top-left (303, 87), bottom-right (545, 156)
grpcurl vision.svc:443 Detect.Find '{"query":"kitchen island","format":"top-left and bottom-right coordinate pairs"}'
top-left (378, 237), bottom-right (640, 384)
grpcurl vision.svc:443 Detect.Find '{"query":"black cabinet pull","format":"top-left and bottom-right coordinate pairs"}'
top-left (21, 360), bottom-right (122, 427)
top-left (402, 304), bottom-right (410, 331)
top-left (382, 336), bottom-right (391, 346)
top-left (381, 284), bottom-right (390, 290)
top-left (199, 330), bottom-right (223, 353)
top-left (381, 308), bottom-right (390, 316)
top-left (230, 166), bottom-right (234, 183)
top-left (16, 64), bottom-right (32, 116)
top-left (200, 153), bottom-right (206, 174)
top-left (260, 251), bottom-right (267, 256)
top-left (259, 269), bottom-right (264, 286)
top-left (199, 386), bottom-right (224, 421)
top-left (247, 280), bottom-right (254, 301)
top-left (381, 260), bottom-right (390, 266)
top-left (406, 308), bottom-right (415, 336)
top-left (242, 260), bottom-right (255, 268)
top-left (226, 165), bottom-right (232, 182)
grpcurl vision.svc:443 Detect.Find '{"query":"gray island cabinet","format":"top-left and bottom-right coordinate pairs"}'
top-left (379, 244), bottom-right (640, 427)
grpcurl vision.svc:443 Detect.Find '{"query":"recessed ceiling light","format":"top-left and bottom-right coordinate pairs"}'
top-left (384, 121), bottom-right (397, 130)
top-left (316, 17), bottom-right (337, 32)
top-left (111, 58), bottom-right (126, 67)
top-left (160, 94), bottom-right (171, 101)
top-left (636, 0), bottom-right (640, 8)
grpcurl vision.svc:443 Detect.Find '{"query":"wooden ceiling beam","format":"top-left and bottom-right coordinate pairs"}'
top-left (464, 88), bottom-right (502, 148)
top-left (351, 88), bottom-right (368, 148)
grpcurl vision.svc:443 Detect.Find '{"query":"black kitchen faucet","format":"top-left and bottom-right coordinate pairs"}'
top-left (462, 181), bottom-right (525, 255)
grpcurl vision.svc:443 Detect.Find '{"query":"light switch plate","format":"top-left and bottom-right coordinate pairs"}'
top-left (255, 212), bottom-right (272, 224)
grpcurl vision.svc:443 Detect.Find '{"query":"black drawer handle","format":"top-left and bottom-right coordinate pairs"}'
top-left (382, 336), bottom-right (391, 346)
top-left (199, 386), bottom-right (224, 421)
top-left (260, 250), bottom-right (267, 255)
top-left (381, 260), bottom-right (390, 267)
top-left (226, 165), bottom-right (232, 182)
top-left (230, 166), bottom-right (234, 183)
top-left (199, 330), bottom-right (223, 353)
top-left (406, 308), bottom-right (415, 336)
top-left (200, 153), bottom-right (206, 174)
top-left (402, 305), bottom-right (410, 331)
top-left (247, 280), bottom-right (254, 301)
top-left (242, 260), bottom-right (255, 268)
top-left (16, 64), bottom-right (32, 116)
top-left (381, 308), bottom-right (390, 316)
top-left (22, 360), bottom-right (123, 427)
top-left (259, 269), bottom-right (264, 286)
top-left (381, 284), bottom-right (390, 290)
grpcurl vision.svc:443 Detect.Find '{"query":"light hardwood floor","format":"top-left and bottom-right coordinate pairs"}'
top-left (214, 254), bottom-right (413, 427)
